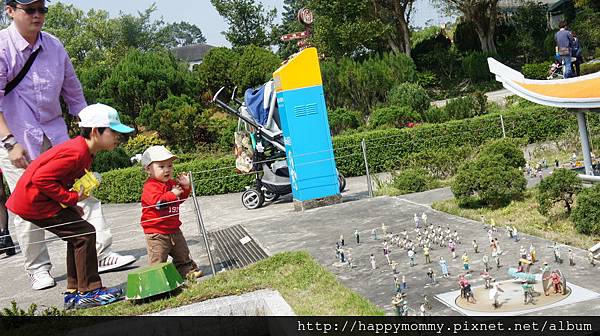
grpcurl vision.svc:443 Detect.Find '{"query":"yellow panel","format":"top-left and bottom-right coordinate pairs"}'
top-left (516, 77), bottom-right (600, 99)
top-left (273, 47), bottom-right (322, 92)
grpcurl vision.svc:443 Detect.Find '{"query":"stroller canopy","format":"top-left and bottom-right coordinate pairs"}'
top-left (244, 80), bottom-right (274, 126)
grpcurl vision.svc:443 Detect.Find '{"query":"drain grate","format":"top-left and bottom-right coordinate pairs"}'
top-left (208, 225), bottom-right (268, 270)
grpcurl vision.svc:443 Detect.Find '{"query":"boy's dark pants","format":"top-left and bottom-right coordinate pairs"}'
top-left (24, 208), bottom-right (102, 292)
top-left (145, 229), bottom-right (198, 277)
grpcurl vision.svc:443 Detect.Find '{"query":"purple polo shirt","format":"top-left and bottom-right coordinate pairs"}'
top-left (0, 23), bottom-right (87, 159)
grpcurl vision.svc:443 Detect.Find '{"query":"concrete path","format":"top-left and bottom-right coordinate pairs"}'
top-left (1, 168), bottom-right (594, 316)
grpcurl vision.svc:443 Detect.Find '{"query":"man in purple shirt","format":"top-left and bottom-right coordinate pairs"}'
top-left (0, 0), bottom-right (136, 290)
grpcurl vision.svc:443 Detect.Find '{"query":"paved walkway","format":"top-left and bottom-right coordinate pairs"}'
top-left (2, 168), bottom-right (596, 316)
top-left (432, 89), bottom-right (512, 107)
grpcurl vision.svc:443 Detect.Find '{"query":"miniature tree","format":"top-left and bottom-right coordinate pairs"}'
top-left (537, 168), bottom-right (582, 215)
top-left (571, 183), bottom-right (600, 235)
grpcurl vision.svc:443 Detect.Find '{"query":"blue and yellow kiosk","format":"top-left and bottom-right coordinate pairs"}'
top-left (273, 48), bottom-right (341, 209)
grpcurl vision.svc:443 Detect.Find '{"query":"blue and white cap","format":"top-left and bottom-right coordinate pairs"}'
top-left (78, 103), bottom-right (134, 134)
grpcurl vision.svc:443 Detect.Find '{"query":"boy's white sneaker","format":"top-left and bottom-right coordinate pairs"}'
top-left (98, 252), bottom-right (137, 273)
top-left (29, 270), bottom-right (55, 290)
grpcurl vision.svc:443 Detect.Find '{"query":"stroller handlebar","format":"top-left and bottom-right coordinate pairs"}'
top-left (212, 86), bottom-right (226, 103)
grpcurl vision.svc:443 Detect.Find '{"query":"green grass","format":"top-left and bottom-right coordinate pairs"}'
top-left (431, 189), bottom-right (600, 249)
top-left (69, 251), bottom-right (383, 316)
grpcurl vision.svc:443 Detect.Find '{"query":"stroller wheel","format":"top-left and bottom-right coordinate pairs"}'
top-left (263, 191), bottom-right (280, 202)
top-left (242, 189), bottom-right (265, 209)
top-left (338, 173), bottom-right (346, 192)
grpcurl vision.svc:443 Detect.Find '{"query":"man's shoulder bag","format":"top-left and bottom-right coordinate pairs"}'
top-left (3, 47), bottom-right (41, 96)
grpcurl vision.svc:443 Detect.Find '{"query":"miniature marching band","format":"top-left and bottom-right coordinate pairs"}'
top-left (330, 212), bottom-right (588, 315)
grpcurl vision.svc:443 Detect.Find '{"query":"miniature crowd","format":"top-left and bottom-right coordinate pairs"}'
top-left (334, 213), bottom-right (597, 316)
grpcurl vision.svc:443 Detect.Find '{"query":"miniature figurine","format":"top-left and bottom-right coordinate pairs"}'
top-left (439, 256), bottom-right (449, 277)
top-left (568, 249), bottom-right (575, 266)
top-left (481, 270), bottom-right (492, 289)
top-left (340, 234), bottom-right (345, 246)
top-left (354, 229), bottom-right (360, 244)
top-left (543, 270), bottom-right (564, 295)
top-left (506, 225), bottom-right (513, 239)
top-left (421, 212), bottom-right (428, 226)
top-left (414, 213), bottom-right (421, 229)
top-left (482, 254), bottom-right (490, 272)
top-left (589, 251), bottom-right (596, 266)
top-left (448, 239), bottom-right (457, 259)
top-left (382, 222), bottom-right (388, 235)
top-left (408, 248), bottom-right (416, 267)
top-left (462, 251), bottom-right (470, 272)
top-left (383, 240), bottom-right (389, 256)
top-left (423, 246), bottom-right (431, 264)
top-left (551, 242), bottom-right (562, 263)
top-left (371, 228), bottom-right (378, 240)
top-left (370, 254), bottom-right (376, 270)
top-left (490, 218), bottom-right (497, 232)
top-left (401, 274), bottom-right (407, 291)
top-left (513, 225), bottom-right (519, 242)
top-left (489, 280), bottom-right (504, 309)
top-left (335, 242), bottom-right (340, 260)
top-left (394, 275), bottom-right (402, 293)
top-left (494, 238), bottom-right (502, 255)
top-left (423, 294), bottom-right (431, 310)
top-left (530, 244), bottom-right (537, 263)
top-left (520, 246), bottom-right (527, 259)
top-left (385, 253), bottom-right (391, 266)
top-left (472, 239), bottom-right (479, 254)
top-left (522, 280), bottom-right (534, 305)
top-left (347, 251), bottom-right (354, 268)
top-left (426, 267), bottom-right (436, 285)
top-left (339, 247), bottom-right (345, 263)
top-left (419, 302), bottom-right (426, 316)
top-left (492, 250), bottom-right (501, 269)
top-left (391, 261), bottom-right (399, 274)
top-left (453, 230), bottom-right (460, 244)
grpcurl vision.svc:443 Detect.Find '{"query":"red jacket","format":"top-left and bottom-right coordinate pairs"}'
top-left (7, 136), bottom-right (91, 220)
top-left (140, 178), bottom-right (190, 234)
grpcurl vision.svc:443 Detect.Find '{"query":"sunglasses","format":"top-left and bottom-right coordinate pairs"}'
top-left (15, 6), bottom-right (49, 15)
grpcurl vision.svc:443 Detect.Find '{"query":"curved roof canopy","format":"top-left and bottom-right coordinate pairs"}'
top-left (487, 58), bottom-right (600, 109)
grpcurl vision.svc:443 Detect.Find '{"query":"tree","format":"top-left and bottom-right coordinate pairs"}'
top-left (511, 1), bottom-right (549, 63)
top-left (232, 45), bottom-right (281, 91)
top-left (160, 21), bottom-right (206, 47)
top-left (327, 108), bottom-right (362, 135)
top-left (452, 154), bottom-right (526, 208)
top-left (477, 138), bottom-right (525, 169)
top-left (98, 50), bottom-right (192, 130)
top-left (571, 183), bottom-right (600, 235)
top-left (211, 0), bottom-right (277, 48)
top-left (276, 0), bottom-right (310, 59)
top-left (537, 168), bottom-right (582, 215)
top-left (308, 0), bottom-right (388, 58)
top-left (369, 106), bottom-right (421, 129)
top-left (194, 47), bottom-right (240, 97)
top-left (369, 0), bottom-right (416, 57)
top-left (387, 82), bottom-right (430, 115)
top-left (434, 0), bottom-right (500, 53)
top-left (392, 168), bottom-right (440, 194)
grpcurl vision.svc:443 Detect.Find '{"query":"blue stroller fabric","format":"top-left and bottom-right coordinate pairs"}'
top-left (244, 82), bottom-right (272, 126)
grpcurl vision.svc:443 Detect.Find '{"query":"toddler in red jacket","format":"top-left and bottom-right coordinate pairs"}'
top-left (140, 145), bottom-right (202, 278)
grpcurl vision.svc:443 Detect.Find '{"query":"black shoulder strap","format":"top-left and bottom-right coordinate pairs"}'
top-left (4, 47), bottom-right (41, 96)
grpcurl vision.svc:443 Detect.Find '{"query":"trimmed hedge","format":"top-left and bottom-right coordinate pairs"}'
top-left (522, 62), bottom-right (552, 79)
top-left (96, 105), bottom-right (573, 203)
top-left (95, 156), bottom-right (254, 203)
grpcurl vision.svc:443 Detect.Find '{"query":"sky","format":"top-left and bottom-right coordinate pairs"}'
top-left (58, 0), bottom-right (453, 47)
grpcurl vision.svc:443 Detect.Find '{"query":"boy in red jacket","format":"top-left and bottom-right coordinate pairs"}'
top-left (140, 145), bottom-right (202, 278)
top-left (6, 103), bottom-right (133, 309)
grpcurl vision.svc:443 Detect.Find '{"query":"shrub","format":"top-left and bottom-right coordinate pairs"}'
top-left (462, 52), bottom-right (495, 82)
top-left (571, 183), bottom-right (600, 235)
top-left (522, 62), bottom-right (552, 80)
top-left (95, 157), bottom-right (254, 203)
top-left (421, 106), bottom-right (449, 124)
top-left (122, 133), bottom-right (165, 157)
top-left (581, 62), bottom-right (600, 75)
top-left (416, 71), bottom-right (439, 87)
top-left (478, 138), bottom-right (526, 169)
top-left (387, 83), bottom-right (431, 115)
top-left (96, 104), bottom-right (573, 203)
top-left (392, 168), bottom-right (440, 194)
top-left (321, 52), bottom-right (416, 113)
top-left (537, 168), bottom-right (582, 215)
top-left (92, 147), bottom-right (133, 173)
top-left (444, 91), bottom-right (487, 120)
top-left (454, 20), bottom-right (480, 53)
top-left (389, 145), bottom-right (475, 179)
top-left (452, 154), bottom-right (526, 208)
top-left (328, 108), bottom-right (362, 135)
top-left (368, 106), bottom-right (421, 129)
top-left (233, 45), bottom-right (281, 92)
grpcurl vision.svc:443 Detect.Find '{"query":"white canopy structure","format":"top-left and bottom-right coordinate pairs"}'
top-left (488, 58), bottom-right (600, 177)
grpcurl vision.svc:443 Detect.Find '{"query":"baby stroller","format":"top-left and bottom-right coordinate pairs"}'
top-left (212, 81), bottom-right (346, 209)
top-left (547, 55), bottom-right (577, 80)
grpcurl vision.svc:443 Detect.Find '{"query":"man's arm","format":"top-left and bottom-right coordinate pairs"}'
top-left (60, 50), bottom-right (87, 116)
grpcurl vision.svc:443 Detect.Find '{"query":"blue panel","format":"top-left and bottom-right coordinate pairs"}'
top-left (276, 85), bottom-right (339, 201)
